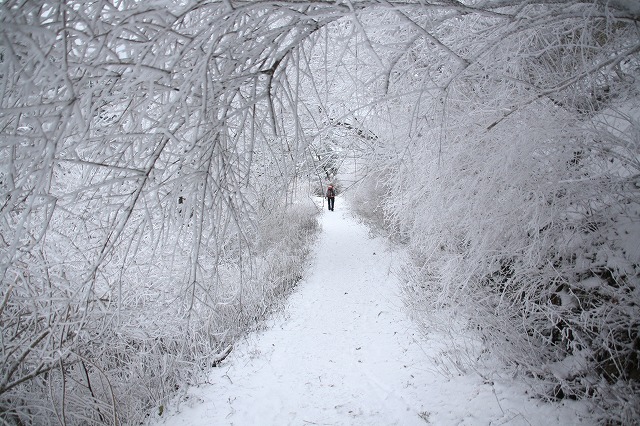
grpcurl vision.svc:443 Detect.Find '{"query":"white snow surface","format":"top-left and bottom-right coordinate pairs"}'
top-left (154, 200), bottom-right (592, 426)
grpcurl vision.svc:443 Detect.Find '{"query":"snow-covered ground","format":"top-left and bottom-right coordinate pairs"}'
top-left (154, 199), bottom-right (592, 425)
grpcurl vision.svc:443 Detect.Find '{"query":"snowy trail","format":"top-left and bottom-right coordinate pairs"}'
top-left (156, 201), bottom-right (590, 426)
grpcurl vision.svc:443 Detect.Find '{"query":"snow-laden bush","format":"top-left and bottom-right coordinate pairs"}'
top-left (349, 169), bottom-right (392, 236)
top-left (372, 6), bottom-right (640, 422)
top-left (0, 187), bottom-right (319, 425)
top-left (257, 199), bottom-right (321, 304)
top-left (396, 101), bottom-right (639, 416)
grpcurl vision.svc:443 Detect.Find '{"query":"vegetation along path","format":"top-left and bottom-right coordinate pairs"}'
top-left (156, 200), bottom-right (591, 426)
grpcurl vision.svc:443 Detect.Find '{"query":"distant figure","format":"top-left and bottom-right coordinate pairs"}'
top-left (326, 184), bottom-right (335, 211)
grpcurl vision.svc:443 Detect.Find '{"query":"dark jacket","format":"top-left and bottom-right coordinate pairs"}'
top-left (326, 186), bottom-right (335, 198)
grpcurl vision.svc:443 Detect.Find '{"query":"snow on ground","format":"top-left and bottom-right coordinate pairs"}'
top-left (154, 198), bottom-right (593, 426)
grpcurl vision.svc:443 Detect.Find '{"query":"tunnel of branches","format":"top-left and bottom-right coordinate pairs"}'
top-left (1, 1), bottom-right (639, 424)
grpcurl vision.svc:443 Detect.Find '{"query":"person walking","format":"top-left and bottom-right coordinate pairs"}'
top-left (326, 184), bottom-right (336, 211)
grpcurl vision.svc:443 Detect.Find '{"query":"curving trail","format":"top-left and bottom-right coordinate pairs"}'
top-left (156, 200), bottom-right (590, 426)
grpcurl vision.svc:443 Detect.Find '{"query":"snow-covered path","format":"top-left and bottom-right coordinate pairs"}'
top-left (156, 201), bottom-right (590, 426)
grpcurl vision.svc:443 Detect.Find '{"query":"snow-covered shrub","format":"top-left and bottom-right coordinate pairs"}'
top-left (258, 199), bottom-right (320, 302)
top-left (0, 180), bottom-right (319, 426)
top-left (349, 170), bottom-right (392, 236)
top-left (370, 3), bottom-right (640, 422)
